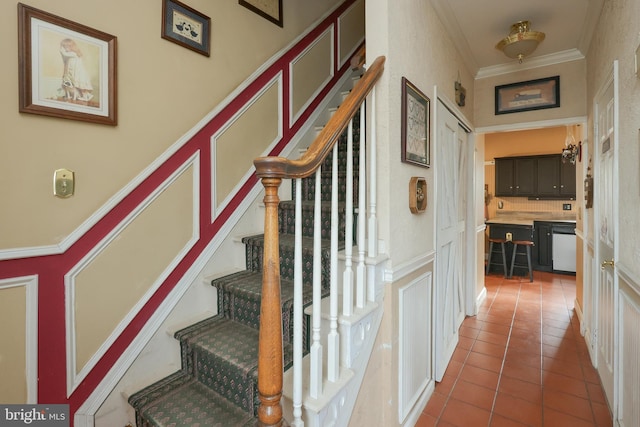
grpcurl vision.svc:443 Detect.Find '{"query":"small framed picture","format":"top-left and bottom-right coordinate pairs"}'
top-left (162, 0), bottom-right (211, 57)
top-left (239, 0), bottom-right (283, 27)
top-left (401, 77), bottom-right (430, 168)
top-left (18, 3), bottom-right (117, 125)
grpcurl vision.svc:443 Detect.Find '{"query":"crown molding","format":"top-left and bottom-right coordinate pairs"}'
top-left (475, 48), bottom-right (585, 79)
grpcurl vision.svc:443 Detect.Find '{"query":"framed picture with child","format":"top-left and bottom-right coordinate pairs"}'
top-left (18, 3), bottom-right (117, 125)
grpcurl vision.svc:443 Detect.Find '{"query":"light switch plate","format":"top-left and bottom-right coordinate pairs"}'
top-left (54, 168), bottom-right (75, 198)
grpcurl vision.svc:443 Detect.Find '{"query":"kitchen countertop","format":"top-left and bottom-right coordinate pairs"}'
top-left (485, 212), bottom-right (576, 227)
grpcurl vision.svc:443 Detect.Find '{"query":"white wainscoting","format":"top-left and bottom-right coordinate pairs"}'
top-left (398, 272), bottom-right (432, 423)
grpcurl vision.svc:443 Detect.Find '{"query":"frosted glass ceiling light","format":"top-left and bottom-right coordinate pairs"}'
top-left (496, 21), bottom-right (545, 63)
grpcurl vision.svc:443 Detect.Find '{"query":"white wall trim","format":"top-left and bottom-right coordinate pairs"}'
top-left (384, 250), bottom-right (436, 283)
top-left (290, 25), bottom-right (335, 127)
top-left (66, 153), bottom-right (200, 397)
top-left (618, 263), bottom-right (640, 299)
top-left (475, 49), bottom-right (585, 79)
top-left (337, 0), bottom-right (365, 68)
top-left (476, 116), bottom-right (588, 134)
top-left (476, 286), bottom-right (487, 312)
top-left (211, 72), bottom-right (283, 222)
top-left (0, 275), bottom-right (38, 403)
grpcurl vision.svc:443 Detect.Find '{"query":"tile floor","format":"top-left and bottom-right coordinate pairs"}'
top-left (416, 272), bottom-right (613, 427)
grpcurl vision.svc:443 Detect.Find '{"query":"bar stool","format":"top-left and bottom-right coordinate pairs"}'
top-left (510, 240), bottom-right (534, 282)
top-left (486, 238), bottom-right (509, 278)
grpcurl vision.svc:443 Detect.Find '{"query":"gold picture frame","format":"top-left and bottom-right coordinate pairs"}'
top-left (18, 3), bottom-right (117, 125)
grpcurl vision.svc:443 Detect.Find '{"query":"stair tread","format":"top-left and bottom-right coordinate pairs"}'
top-left (211, 270), bottom-right (315, 305)
top-left (130, 371), bottom-right (255, 426)
top-left (242, 232), bottom-right (334, 250)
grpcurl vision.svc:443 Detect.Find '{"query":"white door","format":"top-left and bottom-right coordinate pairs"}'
top-left (434, 101), bottom-right (468, 381)
top-left (593, 62), bottom-right (618, 411)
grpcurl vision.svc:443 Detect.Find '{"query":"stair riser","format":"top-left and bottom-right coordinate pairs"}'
top-left (278, 203), bottom-right (348, 240)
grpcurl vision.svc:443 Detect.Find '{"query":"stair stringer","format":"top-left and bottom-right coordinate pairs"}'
top-left (282, 251), bottom-right (388, 427)
top-left (77, 67), bottom-right (363, 427)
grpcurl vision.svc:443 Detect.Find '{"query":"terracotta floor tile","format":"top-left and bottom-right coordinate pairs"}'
top-left (434, 373), bottom-right (457, 396)
top-left (457, 335), bottom-right (475, 350)
top-left (472, 340), bottom-right (507, 359)
top-left (481, 321), bottom-right (512, 336)
top-left (443, 359), bottom-right (464, 377)
top-left (504, 348), bottom-right (542, 369)
top-left (414, 412), bottom-right (437, 427)
top-left (543, 389), bottom-right (593, 422)
top-left (459, 364), bottom-right (500, 390)
top-left (509, 326), bottom-right (541, 342)
top-left (502, 362), bottom-right (542, 385)
top-left (585, 382), bottom-right (607, 404)
top-left (591, 401), bottom-right (613, 427)
top-left (489, 413), bottom-right (532, 426)
top-left (543, 324), bottom-right (576, 340)
top-left (459, 325), bottom-right (481, 339)
top-left (477, 330), bottom-right (509, 346)
top-left (481, 313), bottom-right (515, 326)
top-left (450, 379), bottom-right (496, 410)
top-left (542, 407), bottom-right (596, 427)
top-left (542, 371), bottom-right (588, 399)
top-left (493, 392), bottom-right (542, 427)
top-left (542, 343), bottom-right (580, 363)
top-left (423, 391), bottom-right (447, 418)
top-left (542, 356), bottom-right (585, 380)
top-left (466, 351), bottom-right (504, 373)
top-left (451, 346), bottom-right (469, 363)
top-left (497, 375), bottom-right (543, 404)
top-left (440, 397), bottom-right (491, 427)
top-left (508, 336), bottom-right (542, 354)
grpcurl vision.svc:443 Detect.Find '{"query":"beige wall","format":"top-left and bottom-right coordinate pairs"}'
top-left (0, 0), bottom-right (342, 251)
top-left (474, 59), bottom-right (587, 128)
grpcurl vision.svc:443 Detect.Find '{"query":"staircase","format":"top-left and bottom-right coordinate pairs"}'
top-left (128, 72), bottom-right (376, 425)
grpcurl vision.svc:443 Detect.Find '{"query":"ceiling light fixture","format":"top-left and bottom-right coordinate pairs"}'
top-left (496, 20), bottom-right (545, 63)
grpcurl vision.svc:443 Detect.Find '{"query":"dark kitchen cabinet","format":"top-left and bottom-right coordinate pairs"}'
top-left (536, 156), bottom-right (561, 197)
top-left (560, 159), bottom-right (576, 197)
top-left (495, 157), bottom-right (536, 197)
top-left (533, 222), bottom-right (553, 272)
top-left (496, 154), bottom-right (576, 199)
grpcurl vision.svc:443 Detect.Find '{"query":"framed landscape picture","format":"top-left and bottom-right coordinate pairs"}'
top-left (18, 3), bottom-right (117, 125)
top-left (495, 76), bottom-right (560, 115)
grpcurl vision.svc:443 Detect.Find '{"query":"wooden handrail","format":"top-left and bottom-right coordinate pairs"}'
top-left (254, 56), bottom-right (386, 180)
top-left (254, 55), bottom-right (385, 426)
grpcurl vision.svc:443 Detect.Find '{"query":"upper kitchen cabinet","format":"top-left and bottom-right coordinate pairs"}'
top-left (535, 154), bottom-right (576, 199)
top-left (496, 154), bottom-right (576, 199)
top-left (495, 157), bottom-right (536, 197)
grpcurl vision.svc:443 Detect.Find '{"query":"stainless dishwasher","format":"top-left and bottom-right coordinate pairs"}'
top-left (552, 224), bottom-right (576, 273)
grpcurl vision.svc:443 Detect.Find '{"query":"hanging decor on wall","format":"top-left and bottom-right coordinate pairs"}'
top-left (17, 3), bottom-right (117, 125)
top-left (454, 74), bottom-right (466, 107)
top-left (162, 0), bottom-right (211, 57)
top-left (495, 75), bottom-right (560, 115)
top-left (401, 77), bottom-right (430, 168)
top-left (239, 0), bottom-right (283, 27)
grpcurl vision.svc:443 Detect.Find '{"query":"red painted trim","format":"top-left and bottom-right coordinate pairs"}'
top-left (0, 0), bottom-right (360, 423)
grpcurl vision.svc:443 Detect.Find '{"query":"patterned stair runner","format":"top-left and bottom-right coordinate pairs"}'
top-left (129, 110), bottom-right (360, 426)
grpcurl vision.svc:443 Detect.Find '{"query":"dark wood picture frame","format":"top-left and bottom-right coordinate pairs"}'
top-left (18, 3), bottom-right (117, 125)
top-left (239, 0), bottom-right (283, 28)
top-left (162, 0), bottom-right (211, 57)
top-left (495, 75), bottom-right (560, 115)
top-left (401, 77), bottom-right (430, 168)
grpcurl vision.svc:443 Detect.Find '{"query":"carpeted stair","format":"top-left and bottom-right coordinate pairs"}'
top-left (128, 112), bottom-right (360, 426)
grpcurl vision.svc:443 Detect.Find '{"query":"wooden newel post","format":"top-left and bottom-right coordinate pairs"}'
top-left (256, 176), bottom-right (288, 427)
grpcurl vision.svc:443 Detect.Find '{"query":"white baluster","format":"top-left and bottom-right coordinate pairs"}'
top-left (328, 144), bottom-right (340, 382)
top-left (356, 106), bottom-right (366, 309)
top-left (309, 169), bottom-right (323, 399)
top-left (292, 178), bottom-right (303, 426)
top-left (343, 120), bottom-right (354, 317)
top-left (367, 90), bottom-right (378, 302)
